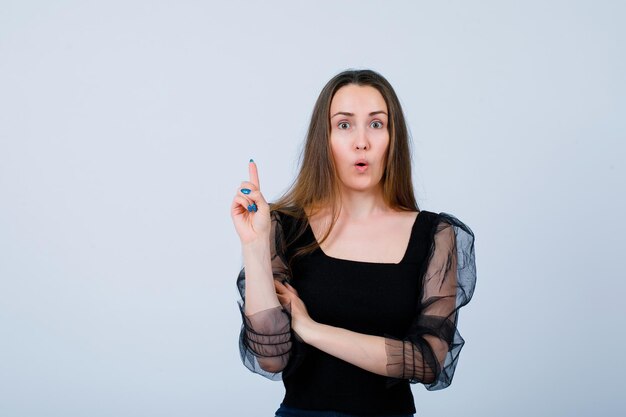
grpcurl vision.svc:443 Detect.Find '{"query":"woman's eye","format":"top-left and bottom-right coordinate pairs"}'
top-left (338, 122), bottom-right (350, 129)
top-left (370, 120), bottom-right (383, 129)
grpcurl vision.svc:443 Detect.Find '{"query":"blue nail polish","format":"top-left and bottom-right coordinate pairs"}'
top-left (250, 203), bottom-right (257, 212)
top-left (249, 158), bottom-right (254, 163)
top-left (241, 188), bottom-right (251, 195)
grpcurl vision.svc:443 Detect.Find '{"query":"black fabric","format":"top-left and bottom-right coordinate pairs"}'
top-left (236, 208), bottom-right (477, 415)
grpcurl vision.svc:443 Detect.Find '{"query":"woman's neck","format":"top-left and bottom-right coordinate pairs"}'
top-left (336, 186), bottom-right (389, 221)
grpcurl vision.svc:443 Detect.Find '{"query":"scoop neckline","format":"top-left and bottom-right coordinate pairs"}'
top-left (305, 211), bottom-right (422, 265)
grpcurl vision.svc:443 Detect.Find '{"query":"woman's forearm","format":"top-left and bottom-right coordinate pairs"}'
top-left (299, 320), bottom-right (388, 377)
top-left (242, 240), bottom-right (281, 315)
top-left (241, 240), bottom-right (291, 373)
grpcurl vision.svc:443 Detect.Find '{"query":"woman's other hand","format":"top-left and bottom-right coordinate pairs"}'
top-left (231, 160), bottom-right (271, 245)
top-left (275, 281), bottom-right (315, 339)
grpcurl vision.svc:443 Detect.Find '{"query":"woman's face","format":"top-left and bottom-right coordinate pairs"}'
top-left (329, 84), bottom-right (390, 193)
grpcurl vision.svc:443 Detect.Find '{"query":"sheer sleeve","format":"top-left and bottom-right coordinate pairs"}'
top-left (236, 209), bottom-right (293, 381)
top-left (385, 212), bottom-right (477, 390)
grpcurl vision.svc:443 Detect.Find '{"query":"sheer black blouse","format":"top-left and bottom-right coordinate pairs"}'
top-left (236, 208), bottom-right (477, 415)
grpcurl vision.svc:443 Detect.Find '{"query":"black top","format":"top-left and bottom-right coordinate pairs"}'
top-left (237, 208), bottom-right (477, 415)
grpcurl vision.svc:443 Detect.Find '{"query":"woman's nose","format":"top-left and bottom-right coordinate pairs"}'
top-left (354, 128), bottom-right (369, 150)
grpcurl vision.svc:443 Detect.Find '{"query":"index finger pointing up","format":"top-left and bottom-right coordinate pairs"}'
top-left (249, 159), bottom-right (260, 189)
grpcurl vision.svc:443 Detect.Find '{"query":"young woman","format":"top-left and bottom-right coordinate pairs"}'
top-left (230, 69), bottom-right (477, 417)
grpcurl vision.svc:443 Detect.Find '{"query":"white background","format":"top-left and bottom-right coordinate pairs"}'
top-left (1, 1), bottom-right (624, 416)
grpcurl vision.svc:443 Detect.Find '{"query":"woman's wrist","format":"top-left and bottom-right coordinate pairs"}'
top-left (295, 317), bottom-right (320, 344)
top-left (242, 239), bottom-right (271, 264)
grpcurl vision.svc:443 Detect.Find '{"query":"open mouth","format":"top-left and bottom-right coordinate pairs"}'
top-left (355, 162), bottom-right (369, 171)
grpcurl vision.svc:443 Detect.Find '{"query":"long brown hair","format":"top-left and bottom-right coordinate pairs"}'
top-left (271, 69), bottom-right (419, 261)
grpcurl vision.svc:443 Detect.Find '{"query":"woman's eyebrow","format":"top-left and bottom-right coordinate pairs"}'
top-left (330, 111), bottom-right (388, 118)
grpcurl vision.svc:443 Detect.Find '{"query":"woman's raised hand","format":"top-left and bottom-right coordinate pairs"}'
top-left (231, 160), bottom-right (271, 245)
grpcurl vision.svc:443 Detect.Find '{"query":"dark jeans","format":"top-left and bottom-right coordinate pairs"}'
top-left (274, 403), bottom-right (414, 417)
